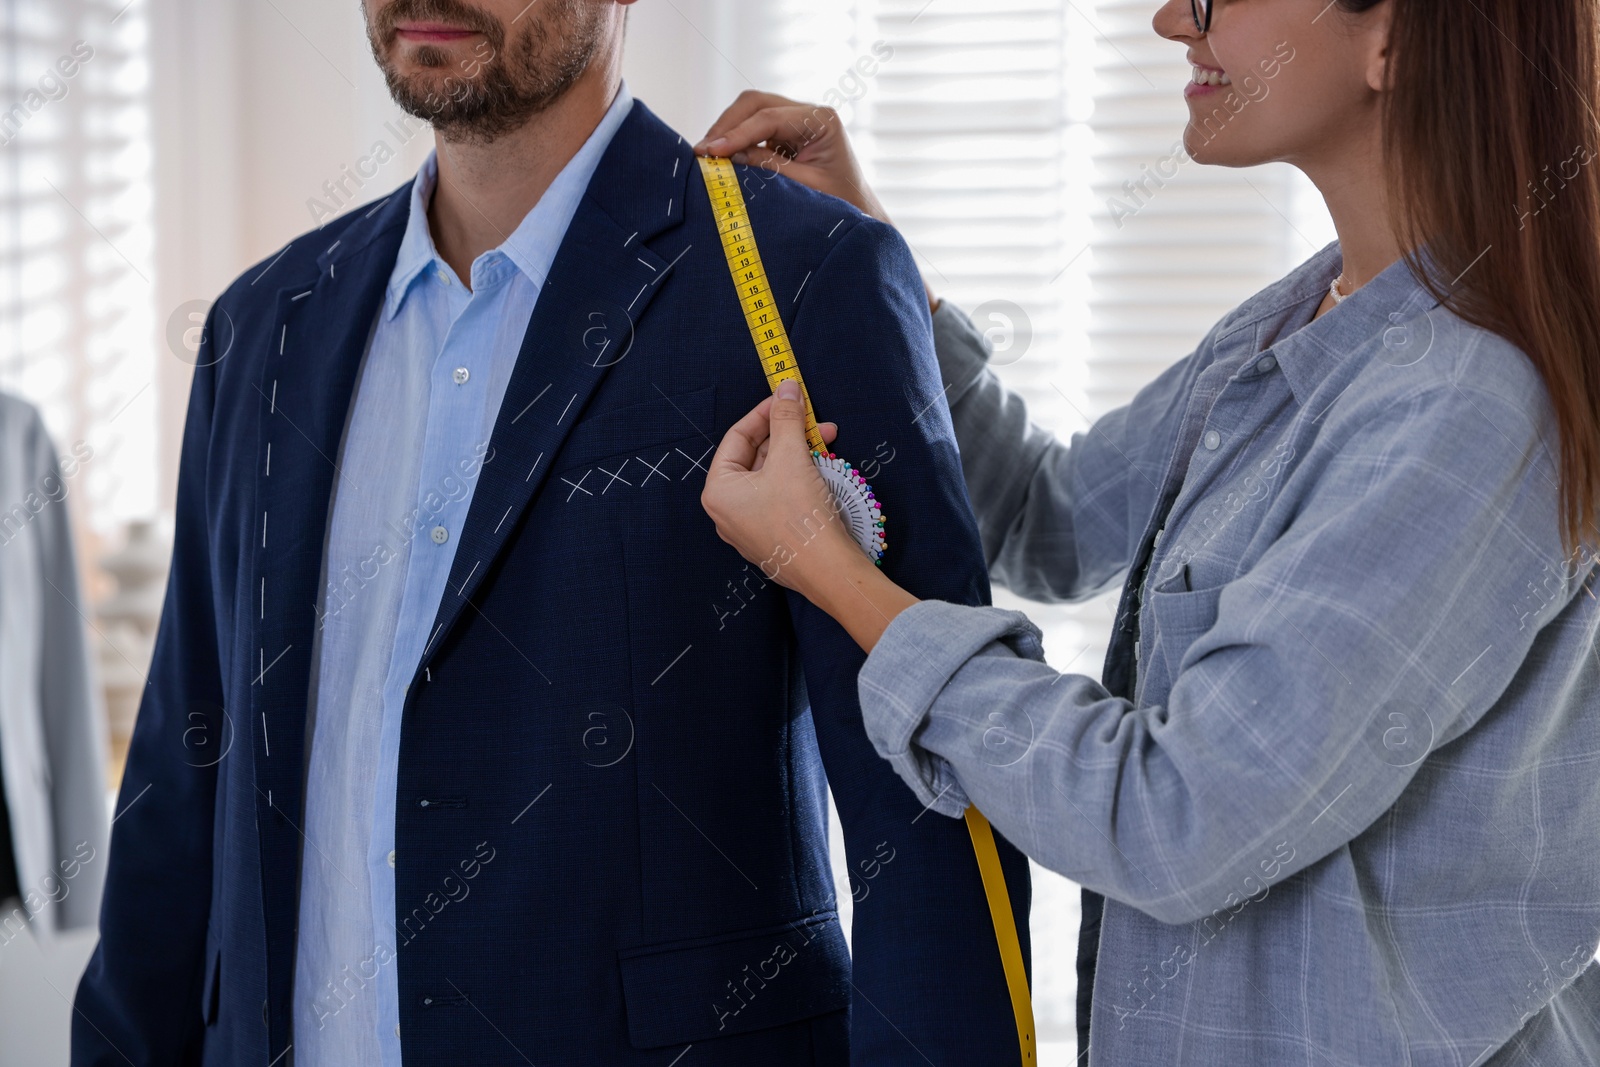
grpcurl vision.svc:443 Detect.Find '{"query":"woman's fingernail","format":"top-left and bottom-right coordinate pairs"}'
top-left (730, 151), bottom-right (748, 165)
top-left (777, 379), bottom-right (800, 400)
top-left (704, 137), bottom-right (728, 154)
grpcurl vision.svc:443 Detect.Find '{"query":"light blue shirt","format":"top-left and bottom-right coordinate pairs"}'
top-left (864, 246), bottom-right (1600, 1065)
top-left (290, 84), bottom-right (633, 1066)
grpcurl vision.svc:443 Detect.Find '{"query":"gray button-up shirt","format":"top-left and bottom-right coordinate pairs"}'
top-left (858, 242), bottom-right (1600, 1065)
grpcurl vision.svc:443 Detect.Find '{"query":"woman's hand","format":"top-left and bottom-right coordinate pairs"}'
top-left (694, 91), bottom-right (940, 314)
top-left (694, 91), bottom-right (890, 224)
top-left (701, 380), bottom-right (858, 598)
top-left (702, 381), bottom-right (922, 653)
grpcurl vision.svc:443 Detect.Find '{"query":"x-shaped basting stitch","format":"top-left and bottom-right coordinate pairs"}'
top-left (676, 444), bottom-right (714, 479)
top-left (636, 451), bottom-right (671, 486)
top-left (562, 471), bottom-right (593, 501)
top-left (597, 459), bottom-right (633, 493)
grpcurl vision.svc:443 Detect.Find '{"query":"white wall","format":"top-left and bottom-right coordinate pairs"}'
top-left (147, 0), bottom-right (432, 511)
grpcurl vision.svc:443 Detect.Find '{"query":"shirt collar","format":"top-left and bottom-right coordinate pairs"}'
top-left (1210, 240), bottom-right (1443, 407)
top-left (383, 81), bottom-right (635, 320)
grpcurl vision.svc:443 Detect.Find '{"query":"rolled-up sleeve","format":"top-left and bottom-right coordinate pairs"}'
top-left (858, 599), bottom-right (1048, 816)
top-left (858, 377), bottom-right (1578, 926)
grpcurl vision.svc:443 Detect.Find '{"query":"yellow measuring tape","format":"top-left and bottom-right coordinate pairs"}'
top-left (963, 808), bottom-right (1036, 1064)
top-left (698, 155), bottom-right (1036, 1065)
top-left (699, 155), bottom-right (827, 451)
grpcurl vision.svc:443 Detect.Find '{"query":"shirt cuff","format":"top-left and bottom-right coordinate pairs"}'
top-left (930, 301), bottom-right (993, 405)
top-left (856, 598), bottom-right (1047, 819)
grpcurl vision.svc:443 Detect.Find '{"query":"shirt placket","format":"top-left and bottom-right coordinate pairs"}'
top-left (370, 266), bottom-right (484, 1060)
top-left (1126, 347), bottom-right (1255, 699)
top-left (1135, 346), bottom-right (1292, 708)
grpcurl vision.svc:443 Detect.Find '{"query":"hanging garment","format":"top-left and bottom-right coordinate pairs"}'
top-left (0, 390), bottom-right (107, 937)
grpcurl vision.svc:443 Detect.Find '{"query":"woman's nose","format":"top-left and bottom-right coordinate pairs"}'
top-left (1153, 0), bottom-right (1200, 42)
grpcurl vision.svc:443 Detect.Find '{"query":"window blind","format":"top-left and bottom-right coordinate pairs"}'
top-left (0, 0), bottom-right (156, 539)
top-left (1087, 0), bottom-right (1331, 412)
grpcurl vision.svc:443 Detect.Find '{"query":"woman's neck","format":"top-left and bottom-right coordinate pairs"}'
top-left (1300, 128), bottom-right (1404, 317)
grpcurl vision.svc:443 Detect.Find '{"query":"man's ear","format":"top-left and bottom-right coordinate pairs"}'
top-left (1363, 0), bottom-right (1394, 93)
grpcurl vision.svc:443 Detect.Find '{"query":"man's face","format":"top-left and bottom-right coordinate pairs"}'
top-left (363, 0), bottom-right (610, 143)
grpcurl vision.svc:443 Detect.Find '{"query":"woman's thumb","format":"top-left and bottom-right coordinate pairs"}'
top-left (772, 378), bottom-right (810, 445)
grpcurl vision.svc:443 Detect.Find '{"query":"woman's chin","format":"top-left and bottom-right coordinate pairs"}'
top-left (1181, 128), bottom-right (1259, 170)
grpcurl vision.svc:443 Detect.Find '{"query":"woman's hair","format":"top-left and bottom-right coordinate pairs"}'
top-left (1340, 0), bottom-right (1600, 557)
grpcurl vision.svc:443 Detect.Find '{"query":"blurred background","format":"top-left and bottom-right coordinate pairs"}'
top-left (0, 0), bottom-right (1334, 1061)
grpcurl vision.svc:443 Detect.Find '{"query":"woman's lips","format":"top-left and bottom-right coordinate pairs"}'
top-left (1184, 63), bottom-right (1232, 98)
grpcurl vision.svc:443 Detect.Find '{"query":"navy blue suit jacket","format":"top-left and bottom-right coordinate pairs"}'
top-left (73, 101), bottom-right (1030, 1066)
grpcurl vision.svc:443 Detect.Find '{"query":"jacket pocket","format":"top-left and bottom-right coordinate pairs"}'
top-left (550, 384), bottom-right (718, 478)
top-left (617, 911), bottom-right (849, 1049)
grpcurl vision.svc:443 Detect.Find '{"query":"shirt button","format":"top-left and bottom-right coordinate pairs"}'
top-left (387, 850), bottom-right (396, 868)
top-left (1257, 354), bottom-right (1277, 373)
top-left (1202, 429), bottom-right (1221, 451)
top-left (430, 526), bottom-right (449, 544)
top-left (395, 1024), bottom-right (401, 1037)
top-left (452, 366), bottom-right (470, 385)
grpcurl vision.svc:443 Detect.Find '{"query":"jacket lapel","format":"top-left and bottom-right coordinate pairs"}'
top-left (415, 103), bottom-right (693, 675)
top-left (248, 190), bottom-right (409, 1015)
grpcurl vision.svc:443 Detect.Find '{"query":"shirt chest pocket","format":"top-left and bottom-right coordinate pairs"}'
top-left (1141, 572), bottom-right (1226, 702)
top-left (550, 384), bottom-right (718, 482)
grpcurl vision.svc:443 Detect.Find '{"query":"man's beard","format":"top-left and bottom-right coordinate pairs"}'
top-left (367, 0), bottom-right (603, 144)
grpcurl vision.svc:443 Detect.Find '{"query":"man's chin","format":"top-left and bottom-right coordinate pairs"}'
top-left (380, 43), bottom-right (468, 76)
top-left (386, 67), bottom-right (466, 96)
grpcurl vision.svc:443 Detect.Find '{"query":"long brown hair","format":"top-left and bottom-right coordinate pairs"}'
top-left (1341, 0), bottom-right (1600, 557)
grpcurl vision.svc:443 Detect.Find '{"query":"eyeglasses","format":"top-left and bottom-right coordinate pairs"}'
top-left (1190, 0), bottom-right (1212, 33)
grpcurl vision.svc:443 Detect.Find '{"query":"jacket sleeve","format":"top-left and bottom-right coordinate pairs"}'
top-left (26, 412), bottom-right (108, 934)
top-left (784, 216), bottom-right (1033, 1064)
top-left (73, 317), bottom-right (225, 1066)
top-left (930, 300), bottom-right (1193, 604)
